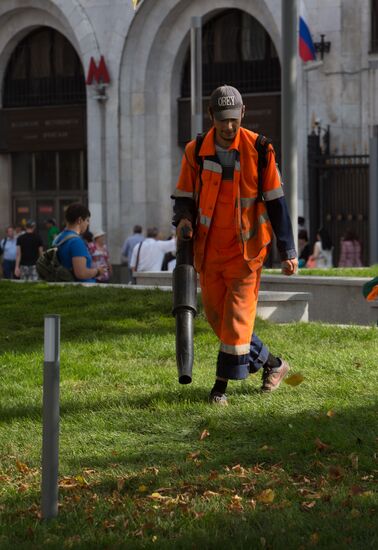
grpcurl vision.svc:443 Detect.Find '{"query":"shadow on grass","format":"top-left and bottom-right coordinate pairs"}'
top-left (0, 387), bottom-right (211, 423)
top-left (64, 401), bottom-right (377, 473)
top-left (1, 396), bottom-right (377, 549)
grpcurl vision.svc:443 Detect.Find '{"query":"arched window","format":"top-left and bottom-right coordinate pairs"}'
top-left (3, 28), bottom-right (86, 107)
top-left (181, 9), bottom-right (280, 97)
top-left (178, 10), bottom-right (281, 148)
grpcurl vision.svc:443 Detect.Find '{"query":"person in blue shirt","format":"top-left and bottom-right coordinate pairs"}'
top-left (1, 226), bottom-right (17, 279)
top-left (54, 203), bottom-right (105, 283)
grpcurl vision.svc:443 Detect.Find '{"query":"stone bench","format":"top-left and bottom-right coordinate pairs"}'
top-left (133, 272), bottom-right (311, 323)
top-left (260, 274), bottom-right (376, 326)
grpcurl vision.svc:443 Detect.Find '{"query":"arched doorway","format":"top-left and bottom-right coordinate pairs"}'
top-left (178, 9), bottom-right (281, 157)
top-left (1, 27), bottom-right (87, 244)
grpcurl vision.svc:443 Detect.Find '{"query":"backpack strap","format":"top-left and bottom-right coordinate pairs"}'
top-left (53, 233), bottom-right (81, 249)
top-left (194, 132), bottom-right (206, 172)
top-left (134, 241), bottom-right (143, 272)
top-left (255, 134), bottom-right (272, 202)
top-left (194, 131), bottom-right (273, 205)
top-left (194, 132), bottom-right (206, 209)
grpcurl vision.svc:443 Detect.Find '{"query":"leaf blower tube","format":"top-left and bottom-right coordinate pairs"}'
top-left (172, 227), bottom-right (197, 384)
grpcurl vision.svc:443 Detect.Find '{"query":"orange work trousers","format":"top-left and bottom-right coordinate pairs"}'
top-left (199, 178), bottom-right (261, 380)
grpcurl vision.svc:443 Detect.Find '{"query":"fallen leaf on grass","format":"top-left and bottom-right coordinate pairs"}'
top-left (199, 429), bottom-right (210, 441)
top-left (16, 460), bottom-right (29, 474)
top-left (146, 467), bottom-right (159, 476)
top-left (230, 464), bottom-right (248, 477)
top-left (328, 465), bottom-right (345, 480)
top-left (259, 445), bottom-right (274, 452)
top-left (149, 492), bottom-right (166, 500)
top-left (138, 485), bottom-right (148, 493)
top-left (310, 532), bottom-right (320, 544)
top-left (298, 488), bottom-right (322, 499)
top-left (208, 470), bottom-right (219, 480)
top-left (349, 485), bottom-right (364, 496)
top-left (284, 373), bottom-right (305, 386)
top-left (228, 495), bottom-right (244, 511)
top-left (326, 410), bottom-right (335, 418)
top-left (117, 478), bottom-right (126, 492)
top-left (102, 519), bottom-right (116, 530)
top-left (349, 453), bottom-right (359, 470)
top-left (187, 451), bottom-right (200, 460)
top-left (315, 438), bottom-right (331, 452)
top-left (203, 490), bottom-right (220, 498)
top-left (257, 489), bottom-right (275, 504)
top-left (59, 477), bottom-right (78, 490)
top-left (302, 500), bottom-right (316, 510)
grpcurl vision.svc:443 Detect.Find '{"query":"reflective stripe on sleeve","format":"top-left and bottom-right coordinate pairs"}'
top-left (200, 214), bottom-right (212, 227)
top-left (263, 187), bottom-right (284, 201)
top-left (198, 208), bottom-right (212, 227)
top-left (172, 189), bottom-right (194, 198)
top-left (235, 160), bottom-right (241, 172)
top-left (220, 342), bottom-right (250, 355)
top-left (203, 159), bottom-right (222, 173)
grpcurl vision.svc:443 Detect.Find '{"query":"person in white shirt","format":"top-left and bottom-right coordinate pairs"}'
top-left (130, 227), bottom-right (176, 274)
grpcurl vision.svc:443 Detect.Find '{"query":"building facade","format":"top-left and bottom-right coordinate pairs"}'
top-left (0, 0), bottom-right (375, 260)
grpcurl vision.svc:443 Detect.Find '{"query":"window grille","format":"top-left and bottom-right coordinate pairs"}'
top-left (371, 0), bottom-right (378, 52)
top-left (181, 9), bottom-right (280, 97)
top-left (3, 28), bottom-right (86, 107)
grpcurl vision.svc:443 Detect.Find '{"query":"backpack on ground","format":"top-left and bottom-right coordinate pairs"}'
top-left (36, 234), bottom-right (80, 282)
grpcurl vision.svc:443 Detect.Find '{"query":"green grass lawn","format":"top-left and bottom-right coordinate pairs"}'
top-left (0, 281), bottom-right (377, 549)
top-left (263, 266), bottom-right (378, 277)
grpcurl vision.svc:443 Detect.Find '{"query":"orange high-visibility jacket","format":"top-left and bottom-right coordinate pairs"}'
top-left (173, 127), bottom-right (284, 272)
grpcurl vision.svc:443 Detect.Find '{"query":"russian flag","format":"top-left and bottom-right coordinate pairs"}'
top-left (299, 15), bottom-right (316, 62)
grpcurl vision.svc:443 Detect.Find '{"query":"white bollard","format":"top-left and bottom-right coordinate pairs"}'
top-left (41, 314), bottom-right (60, 520)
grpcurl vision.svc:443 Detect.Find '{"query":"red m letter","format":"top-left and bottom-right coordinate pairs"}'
top-left (86, 56), bottom-right (110, 85)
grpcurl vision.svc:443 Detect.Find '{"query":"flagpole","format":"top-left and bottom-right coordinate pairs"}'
top-left (191, 16), bottom-right (203, 139)
top-left (282, 0), bottom-right (298, 247)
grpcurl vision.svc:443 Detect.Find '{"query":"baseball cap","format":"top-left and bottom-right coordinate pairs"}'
top-left (26, 219), bottom-right (36, 228)
top-left (209, 84), bottom-right (243, 120)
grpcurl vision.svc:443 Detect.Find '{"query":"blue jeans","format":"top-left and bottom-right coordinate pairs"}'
top-left (2, 259), bottom-right (15, 279)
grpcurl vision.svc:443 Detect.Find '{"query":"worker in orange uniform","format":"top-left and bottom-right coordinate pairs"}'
top-left (172, 85), bottom-right (298, 405)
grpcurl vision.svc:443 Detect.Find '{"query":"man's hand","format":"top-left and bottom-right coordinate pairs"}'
top-left (281, 258), bottom-right (298, 276)
top-left (176, 219), bottom-right (193, 240)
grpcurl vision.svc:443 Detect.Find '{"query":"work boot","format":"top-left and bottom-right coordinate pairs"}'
top-left (208, 391), bottom-right (228, 406)
top-left (261, 360), bottom-right (290, 392)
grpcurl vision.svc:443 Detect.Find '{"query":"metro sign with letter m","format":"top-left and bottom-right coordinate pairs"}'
top-left (86, 56), bottom-right (110, 85)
